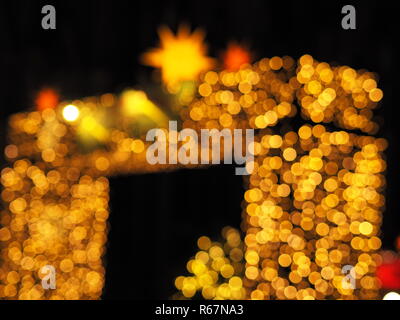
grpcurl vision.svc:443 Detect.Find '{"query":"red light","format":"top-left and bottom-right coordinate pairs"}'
top-left (222, 43), bottom-right (252, 71)
top-left (377, 259), bottom-right (400, 289)
top-left (35, 88), bottom-right (59, 111)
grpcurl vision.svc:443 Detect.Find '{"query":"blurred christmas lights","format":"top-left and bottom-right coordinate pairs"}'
top-left (0, 49), bottom-right (387, 300)
top-left (176, 54), bottom-right (386, 300)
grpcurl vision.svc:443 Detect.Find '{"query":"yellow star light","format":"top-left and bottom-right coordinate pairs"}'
top-left (141, 25), bottom-right (214, 89)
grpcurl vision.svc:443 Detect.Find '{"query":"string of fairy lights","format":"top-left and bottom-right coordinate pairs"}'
top-left (0, 25), bottom-right (392, 300)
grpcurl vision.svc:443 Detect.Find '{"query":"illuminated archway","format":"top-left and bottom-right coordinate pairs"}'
top-left (0, 55), bottom-right (386, 300)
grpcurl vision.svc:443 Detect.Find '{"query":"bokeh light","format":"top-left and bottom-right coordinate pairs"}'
top-left (222, 43), bottom-right (252, 71)
top-left (62, 105), bottom-right (80, 122)
top-left (35, 88), bottom-right (59, 111)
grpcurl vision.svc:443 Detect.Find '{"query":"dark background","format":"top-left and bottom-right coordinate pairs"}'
top-left (0, 0), bottom-right (395, 299)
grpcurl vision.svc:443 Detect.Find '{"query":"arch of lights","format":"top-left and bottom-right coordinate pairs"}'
top-left (0, 55), bottom-right (386, 300)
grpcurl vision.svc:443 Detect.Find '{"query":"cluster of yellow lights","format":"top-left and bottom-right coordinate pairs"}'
top-left (176, 55), bottom-right (386, 300)
top-left (0, 93), bottom-right (181, 300)
top-left (0, 54), bottom-right (385, 300)
top-left (296, 55), bottom-right (382, 134)
top-left (173, 227), bottom-right (246, 300)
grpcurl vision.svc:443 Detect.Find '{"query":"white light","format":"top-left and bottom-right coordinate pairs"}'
top-left (62, 104), bottom-right (80, 122)
top-left (383, 292), bottom-right (400, 300)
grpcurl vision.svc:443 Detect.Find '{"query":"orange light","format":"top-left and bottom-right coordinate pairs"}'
top-left (35, 88), bottom-right (59, 111)
top-left (223, 43), bottom-right (252, 71)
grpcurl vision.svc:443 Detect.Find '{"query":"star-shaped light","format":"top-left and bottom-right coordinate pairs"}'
top-left (141, 25), bottom-right (214, 89)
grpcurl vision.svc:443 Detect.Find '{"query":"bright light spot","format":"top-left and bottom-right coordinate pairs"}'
top-left (62, 104), bottom-right (80, 122)
top-left (383, 292), bottom-right (400, 300)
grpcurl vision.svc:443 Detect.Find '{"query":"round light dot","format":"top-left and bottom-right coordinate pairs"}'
top-left (62, 105), bottom-right (80, 122)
